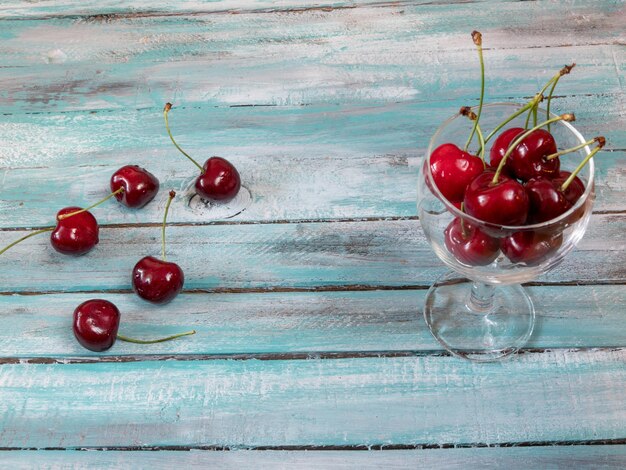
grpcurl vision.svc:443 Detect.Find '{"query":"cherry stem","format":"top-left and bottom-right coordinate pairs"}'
top-left (163, 103), bottom-right (204, 173)
top-left (546, 137), bottom-right (604, 161)
top-left (161, 190), bottom-right (176, 261)
top-left (480, 95), bottom-right (542, 152)
top-left (464, 31), bottom-right (484, 152)
top-left (532, 105), bottom-right (538, 127)
top-left (547, 64), bottom-right (575, 132)
top-left (0, 227), bottom-right (54, 257)
top-left (57, 188), bottom-right (124, 221)
top-left (492, 113), bottom-right (575, 184)
top-left (560, 140), bottom-right (605, 192)
top-left (117, 330), bottom-right (196, 345)
top-left (460, 106), bottom-right (486, 163)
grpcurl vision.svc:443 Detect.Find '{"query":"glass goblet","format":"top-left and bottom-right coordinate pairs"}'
top-left (417, 103), bottom-right (595, 362)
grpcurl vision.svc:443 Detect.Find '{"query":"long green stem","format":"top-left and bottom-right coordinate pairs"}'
top-left (546, 137), bottom-right (603, 161)
top-left (161, 190), bottom-right (176, 261)
top-left (117, 330), bottom-right (196, 344)
top-left (57, 188), bottom-right (124, 221)
top-left (481, 95), bottom-right (542, 151)
top-left (524, 104), bottom-right (533, 130)
top-left (163, 103), bottom-right (204, 173)
top-left (492, 114), bottom-right (575, 183)
top-left (464, 31), bottom-right (485, 151)
top-left (532, 105), bottom-right (538, 127)
top-left (0, 227), bottom-right (54, 256)
top-left (560, 142), bottom-right (604, 191)
top-left (460, 106), bottom-right (486, 164)
top-left (545, 78), bottom-right (560, 132)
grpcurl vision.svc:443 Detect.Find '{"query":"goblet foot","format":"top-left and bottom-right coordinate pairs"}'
top-left (424, 271), bottom-right (535, 362)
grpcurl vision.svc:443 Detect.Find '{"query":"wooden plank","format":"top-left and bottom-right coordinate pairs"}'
top-left (0, 98), bottom-right (624, 228)
top-left (2, 446), bottom-right (626, 469)
top-left (0, 5), bottom-right (623, 112)
top-left (0, 285), bottom-right (625, 358)
top-left (0, 349), bottom-right (624, 448)
top-left (0, 214), bottom-right (624, 293)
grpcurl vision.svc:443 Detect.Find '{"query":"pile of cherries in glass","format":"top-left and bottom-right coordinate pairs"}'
top-left (429, 32), bottom-right (604, 268)
top-left (1, 104), bottom-right (241, 352)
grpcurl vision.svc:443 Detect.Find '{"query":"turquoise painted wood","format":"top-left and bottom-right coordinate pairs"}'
top-left (0, 215), bottom-right (624, 293)
top-left (2, 447), bottom-right (626, 469)
top-left (0, 286), bottom-right (625, 358)
top-left (0, 0), bottom-right (625, 465)
top-left (0, 350), bottom-right (625, 448)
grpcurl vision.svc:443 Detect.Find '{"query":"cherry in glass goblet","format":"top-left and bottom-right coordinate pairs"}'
top-left (417, 103), bottom-right (595, 362)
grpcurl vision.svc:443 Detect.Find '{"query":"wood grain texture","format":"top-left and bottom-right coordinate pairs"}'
top-left (0, 99), bottom-right (624, 228)
top-left (0, 2), bottom-right (623, 113)
top-left (0, 349), bottom-right (624, 448)
top-left (0, 215), bottom-right (624, 293)
top-left (0, 285), bottom-right (625, 358)
top-left (2, 446), bottom-right (626, 469)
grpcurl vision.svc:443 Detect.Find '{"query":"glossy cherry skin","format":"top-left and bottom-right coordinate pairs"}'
top-left (132, 256), bottom-right (184, 304)
top-left (73, 299), bottom-right (120, 352)
top-left (463, 171), bottom-right (529, 226)
top-left (502, 231), bottom-right (563, 266)
top-left (525, 177), bottom-right (572, 223)
top-left (490, 127), bottom-right (524, 170)
top-left (50, 207), bottom-right (99, 256)
top-left (444, 217), bottom-right (500, 266)
top-left (490, 128), bottom-right (559, 181)
top-left (553, 171), bottom-right (585, 205)
top-left (111, 165), bottom-right (160, 208)
top-left (195, 157), bottom-right (241, 202)
top-left (429, 143), bottom-right (485, 203)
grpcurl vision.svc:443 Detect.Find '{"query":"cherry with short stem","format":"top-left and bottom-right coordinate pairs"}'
top-left (0, 188), bottom-right (124, 257)
top-left (163, 103), bottom-right (204, 173)
top-left (57, 188), bottom-right (124, 220)
top-left (560, 139), bottom-right (605, 192)
top-left (464, 31), bottom-right (485, 152)
top-left (460, 106), bottom-right (486, 163)
top-left (161, 190), bottom-right (176, 261)
top-left (492, 113), bottom-right (575, 184)
top-left (546, 136), bottom-right (605, 161)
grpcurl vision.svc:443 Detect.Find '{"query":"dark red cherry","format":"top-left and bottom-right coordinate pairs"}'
top-left (111, 165), bottom-right (160, 208)
top-left (50, 207), bottom-right (99, 255)
top-left (429, 143), bottom-right (485, 203)
top-left (525, 178), bottom-right (572, 223)
top-left (196, 157), bottom-right (241, 202)
top-left (502, 231), bottom-right (563, 265)
top-left (552, 171), bottom-right (585, 205)
top-left (490, 127), bottom-right (524, 170)
top-left (132, 256), bottom-right (184, 304)
top-left (444, 217), bottom-right (500, 266)
top-left (73, 299), bottom-right (120, 352)
top-left (463, 171), bottom-right (529, 225)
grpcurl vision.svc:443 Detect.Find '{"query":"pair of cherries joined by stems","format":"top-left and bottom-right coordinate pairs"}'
top-left (430, 32), bottom-right (605, 267)
top-left (1, 104), bottom-right (241, 351)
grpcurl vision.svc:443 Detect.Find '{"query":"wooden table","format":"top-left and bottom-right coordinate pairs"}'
top-left (1, 1), bottom-right (625, 467)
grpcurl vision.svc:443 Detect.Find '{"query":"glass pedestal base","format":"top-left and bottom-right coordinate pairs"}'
top-left (423, 272), bottom-right (535, 362)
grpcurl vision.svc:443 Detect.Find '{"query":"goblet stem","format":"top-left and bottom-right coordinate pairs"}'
top-left (467, 282), bottom-right (496, 313)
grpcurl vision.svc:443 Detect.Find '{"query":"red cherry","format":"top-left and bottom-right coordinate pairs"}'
top-left (73, 299), bottom-right (120, 352)
top-left (463, 171), bottom-right (529, 225)
top-left (195, 157), bottom-right (241, 202)
top-left (132, 256), bottom-right (184, 304)
top-left (429, 143), bottom-right (485, 203)
top-left (502, 231), bottom-right (563, 265)
top-left (525, 178), bottom-right (572, 223)
top-left (444, 217), bottom-right (500, 266)
top-left (553, 171), bottom-right (585, 205)
top-left (50, 207), bottom-right (99, 255)
top-left (490, 128), bottom-right (559, 181)
top-left (490, 127), bottom-right (524, 170)
top-left (111, 165), bottom-right (160, 208)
